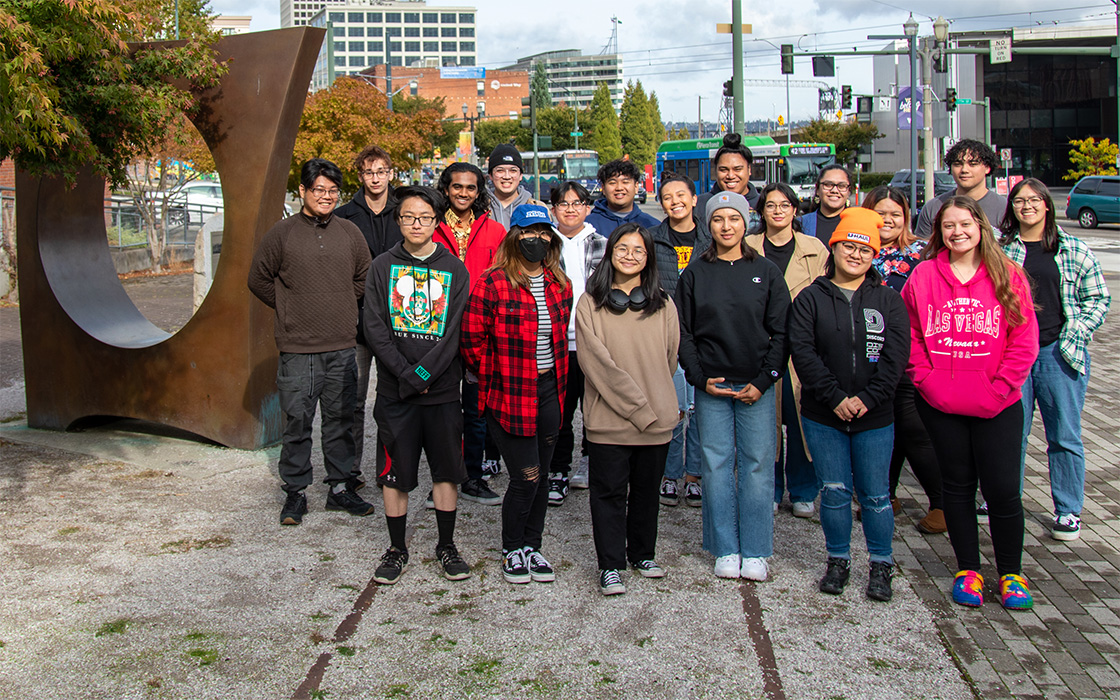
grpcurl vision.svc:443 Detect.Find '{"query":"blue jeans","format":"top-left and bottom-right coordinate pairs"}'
top-left (664, 367), bottom-right (701, 480)
top-left (694, 384), bottom-right (777, 559)
top-left (775, 373), bottom-right (818, 504)
top-left (1020, 342), bottom-right (1090, 516)
top-left (802, 417), bottom-right (895, 564)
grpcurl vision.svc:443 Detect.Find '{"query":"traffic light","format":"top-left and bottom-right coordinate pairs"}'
top-left (841, 85), bottom-right (852, 110)
top-left (521, 95), bottom-right (535, 130)
top-left (723, 79), bottom-right (733, 97)
top-left (946, 87), bottom-right (957, 112)
top-left (780, 44), bottom-right (794, 74)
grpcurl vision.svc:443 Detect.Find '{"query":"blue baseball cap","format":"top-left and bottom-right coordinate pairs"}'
top-left (509, 203), bottom-right (554, 230)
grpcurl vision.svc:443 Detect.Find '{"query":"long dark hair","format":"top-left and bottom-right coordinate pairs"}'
top-left (438, 162), bottom-right (491, 219)
top-left (924, 195), bottom-right (1028, 327)
top-left (585, 223), bottom-right (667, 317)
top-left (861, 185), bottom-right (915, 250)
top-left (808, 164), bottom-right (853, 213)
top-left (998, 178), bottom-right (1059, 252)
top-left (489, 223), bottom-right (569, 291)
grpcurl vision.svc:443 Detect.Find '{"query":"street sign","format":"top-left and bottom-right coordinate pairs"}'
top-left (956, 98), bottom-right (973, 105)
top-left (877, 96), bottom-right (893, 113)
top-left (570, 131), bottom-right (583, 137)
top-left (1001, 148), bottom-right (1012, 164)
top-left (990, 36), bottom-right (1012, 64)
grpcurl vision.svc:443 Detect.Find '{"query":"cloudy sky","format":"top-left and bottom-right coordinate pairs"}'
top-left (209, 0), bottom-right (1116, 123)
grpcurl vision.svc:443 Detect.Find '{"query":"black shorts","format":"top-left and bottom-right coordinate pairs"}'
top-left (374, 396), bottom-right (466, 492)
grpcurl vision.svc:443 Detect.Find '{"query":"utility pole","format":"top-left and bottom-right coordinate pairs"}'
top-left (905, 16), bottom-right (919, 215)
top-left (731, 0), bottom-right (745, 135)
top-left (698, 96), bottom-right (702, 138)
top-left (921, 39), bottom-right (936, 204)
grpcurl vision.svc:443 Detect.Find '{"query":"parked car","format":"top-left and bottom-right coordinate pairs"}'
top-left (888, 169), bottom-right (956, 209)
top-left (164, 181), bottom-right (225, 226)
top-left (637, 182), bottom-right (647, 204)
top-left (1065, 175), bottom-right (1120, 228)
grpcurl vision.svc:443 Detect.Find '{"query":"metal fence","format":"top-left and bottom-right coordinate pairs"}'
top-left (0, 186), bottom-right (212, 250)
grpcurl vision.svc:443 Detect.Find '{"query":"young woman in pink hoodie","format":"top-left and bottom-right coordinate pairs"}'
top-left (901, 196), bottom-right (1039, 611)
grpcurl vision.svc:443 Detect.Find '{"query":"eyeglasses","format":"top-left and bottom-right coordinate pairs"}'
top-left (819, 182), bottom-right (850, 192)
top-left (837, 241), bottom-right (875, 259)
top-left (614, 245), bottom-right (647, 260)
top-left (764, 202), bottom-right (793, 212)
top-left (361, 169), bottom-right (393, 179)
top-left (554, 201), bottom-right (587, 210)
top-left (399, 214), bottom-right (437, 226)
top-left (309, 187), bottom-right (340, 199)
top-left (1011, 196), bottom-right (1045, 209)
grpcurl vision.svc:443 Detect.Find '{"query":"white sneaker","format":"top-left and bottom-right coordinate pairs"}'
top-left (714, 554), bottom-right (741, 579)
top-left (773, 501), bottom-right (779, 514)
top-left (740, 557), bottom-right (769, 581)
top-left (570, 455), bottom-right (590, 489)
top-left (792, 501), bottom-right (815, 518)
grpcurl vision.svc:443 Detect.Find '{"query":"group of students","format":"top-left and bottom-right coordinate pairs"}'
top-left (251, 134), bottom-right (1109, 607)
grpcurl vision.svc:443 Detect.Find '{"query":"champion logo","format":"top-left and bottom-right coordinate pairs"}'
top-left (752, 276), bottom-right (761, 283)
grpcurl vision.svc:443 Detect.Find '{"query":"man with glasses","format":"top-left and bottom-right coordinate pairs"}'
top-left (914, 139), bottom-right (1005, 238)
top-left (547, 182), bottom-right (606, 505)
top-left (337, 145), bottom-right (403, 490)
top-left (249, 158), bottom-right (377, 526)
top-left (801, 166), bottom-right (854, 247)
top-left (584, 159), bottom-right (659, 239)
top-left (486, 144), bottom-right (544, 229)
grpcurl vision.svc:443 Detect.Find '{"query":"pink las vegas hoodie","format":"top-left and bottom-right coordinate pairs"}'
top-left (901, 249), bottom-right (1038, 419)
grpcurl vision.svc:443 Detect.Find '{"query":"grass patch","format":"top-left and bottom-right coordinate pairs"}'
top-left (431, 601), bottom-right (476, 616)
top-left (0, 640), bottom-right (5, 648)
top-left (458, 657), bottom-right (502, 677)
top-left (183, 632), bottom-right (208, 641)
top-left (57, 527), bottom-right (81, 536)
top-left (426, 633), bottom-right (457, 651)
top-left (319, 553), bottom-right (335, 562)
top-left (310, 632), bottom-right (328, 644)
top-left (588, 660), bottom-right (601, 667)
top-left (635, 636), bottom-right (653, 648)
top-left (309, 690), bottom-right (327, 700)
top-left (335, 584), bottom-right (358, 591)
top-left (0, 412), bottom-right (27, 425)
top-left (512, 598), bottom-right (532, 607)
top-left (310, 611), bottom-right (331, 621)
top-left (159, 536), bottom-right (231, 554)
top-left (431, 589), bottom-right (449, 597)
top-left (335, 646), bottom-right (356, 657)
top-left (867, 656), bottom-right (898, 671)
top-left (95, 619), bottom-right (129, 637)
top-left (379, 618), bottom-right (395, 625)
top-left (384, 685), bottom-right (410, 698)
top-left (146, 677), bottom-right (161, 689)
top-left (186, 648), bottom-right (219, 666)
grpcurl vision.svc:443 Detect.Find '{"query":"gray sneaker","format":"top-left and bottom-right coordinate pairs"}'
top-left (569, 455), bottom-right (590, 489)
top-left (460, 478), bottom-right (501, 506)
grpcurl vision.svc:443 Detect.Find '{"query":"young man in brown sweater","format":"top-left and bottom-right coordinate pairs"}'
top-left (248, 158), bottom-right (376, 525)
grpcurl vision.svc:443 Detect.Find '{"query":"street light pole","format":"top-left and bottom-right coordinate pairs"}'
top-left (732, 0), bottom-right (745, 134)
top-left (785, 73), bottom-right (791, 142)
top-left (904, 15), bottom-right (919, 214)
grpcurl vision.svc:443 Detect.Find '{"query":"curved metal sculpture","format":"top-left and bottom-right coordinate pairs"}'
top-left (16, 28), bottom-right (325, 449)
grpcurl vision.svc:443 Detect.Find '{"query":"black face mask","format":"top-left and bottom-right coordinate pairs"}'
top-left (518, 237), bottom-right (549, 264)
top-left (605, 286), bottom-right (649, 313)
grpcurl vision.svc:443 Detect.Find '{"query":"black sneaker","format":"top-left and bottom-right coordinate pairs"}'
top-left (599, 569), bottom-right (626, 596)
top-left (1052, 513), bottom-right (1082, 541)
top-left (373, 546), bottom-right (408, 585)
top-left (347, 475), bottom-right (366, 492)
top-left (631, 559), bottom-right (665, 578)
top-left (867, 561), bottom-right (893, 602)
top-left (502, 549), bottom-right (531, 584)
top-left (659, 478), bottom-right (679, 506)
top-left (325, 486), bottom-right (376, 516)
top-left (547, 473), bottom-right (568, 506)
top-left (976, 501), bottom-right (989, 518)
top-left (461, 478), bottom-right (501, 506)
top-left (523, 548), bottom-right (555, 582)
top-left (424, 490), bottom-right (435, 510)
top-left (436, 543), bottom-right (472, 581)
top-left (280, 491), bottom-right (308, 526)
top-left (818, 557), bottom-right (851, 595)
top-left (683, 481), bottom-right (702, 507)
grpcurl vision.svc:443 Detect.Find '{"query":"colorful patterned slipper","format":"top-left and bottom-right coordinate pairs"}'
top-left (952, 570), bottom-right (984, 607)
top-left (999, 574), bottom-right (1034, 610)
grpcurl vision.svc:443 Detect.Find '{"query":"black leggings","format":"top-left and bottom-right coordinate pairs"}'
top-left (888, 377), bottom-right (943, 510)
top-left (486, 372), bottom-right (561, 553)
top-left (916, 395), bottom-right (1024, 576)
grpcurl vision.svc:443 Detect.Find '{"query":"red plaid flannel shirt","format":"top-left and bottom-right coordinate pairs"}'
top-left (461, 267), bottom-right (572, 436)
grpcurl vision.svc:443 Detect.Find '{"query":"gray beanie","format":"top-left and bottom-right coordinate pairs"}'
top-left (705, 190), bottom-right (752, 225)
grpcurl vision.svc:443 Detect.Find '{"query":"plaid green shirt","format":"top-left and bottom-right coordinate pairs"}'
top-left (1003, 227), bottom-right (1111, 374)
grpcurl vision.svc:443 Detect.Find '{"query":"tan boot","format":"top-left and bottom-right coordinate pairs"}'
top-left (917, 508), bottom-right (947, 534)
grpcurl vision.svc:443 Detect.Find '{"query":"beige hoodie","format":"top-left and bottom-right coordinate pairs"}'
top-left (575, 294), bottom-right (680, 445)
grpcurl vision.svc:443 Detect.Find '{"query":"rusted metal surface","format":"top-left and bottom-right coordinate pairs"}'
top-left (16, 28), bottom-right (325, 449)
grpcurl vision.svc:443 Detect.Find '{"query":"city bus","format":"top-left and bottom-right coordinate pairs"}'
top-left (518, 149), bottom-right (600, 201)
top-left (655, 136), bottom-right (836, 202)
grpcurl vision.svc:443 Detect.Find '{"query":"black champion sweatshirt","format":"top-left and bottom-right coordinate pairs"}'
top-left (675, 253), bottom-right (791, 393)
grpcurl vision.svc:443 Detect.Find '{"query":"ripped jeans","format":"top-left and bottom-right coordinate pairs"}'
top-left (486, 372), bottom-right (561, 554)
top-left (801, 417), bottom-right (895, 564)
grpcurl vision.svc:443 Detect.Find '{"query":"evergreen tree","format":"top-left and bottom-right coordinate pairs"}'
top-left (531, 62), bottom-right (551, 110)
top-left (620, 80), bottom-right (656, 166)
top-left (585, 82), bottom-right (621, 162)
top-left (647, 92), bottom-right (667, 148)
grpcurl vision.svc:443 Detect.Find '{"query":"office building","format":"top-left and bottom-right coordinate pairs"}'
top-left (501, 49), bottom-right (623, 112)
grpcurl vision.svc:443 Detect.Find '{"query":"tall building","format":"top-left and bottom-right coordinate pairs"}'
top-left (501, 49), bottom-right (623, 112)
top-left (304, 1), bottom-right (477, 91)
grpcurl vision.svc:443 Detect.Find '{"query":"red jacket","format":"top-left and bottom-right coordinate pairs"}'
top-left (902, 249), bottom-right (1038, 419)
top-left (461, 267), bottom-right (572, 436)
top-left (434, 213), bottom-right (506, 283)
